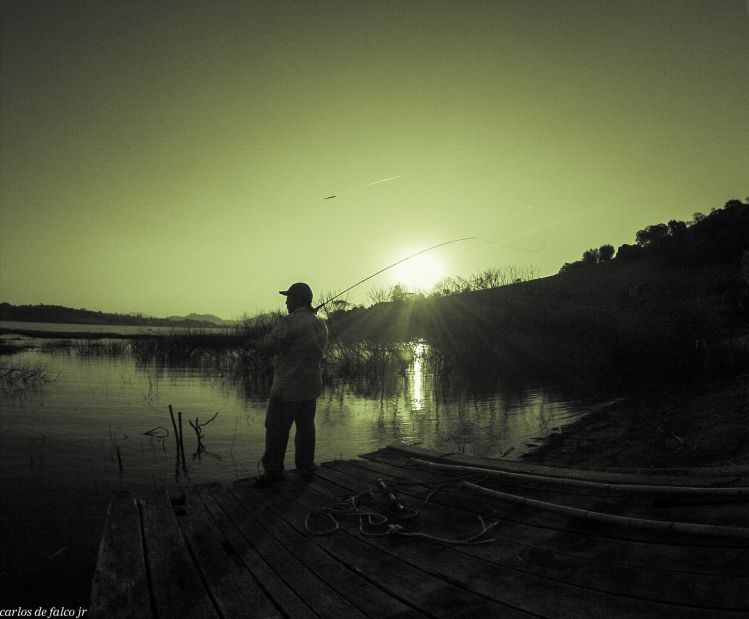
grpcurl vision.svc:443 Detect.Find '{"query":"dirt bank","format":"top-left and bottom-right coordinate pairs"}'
top-left (523, 375), bottom-right (749, 468)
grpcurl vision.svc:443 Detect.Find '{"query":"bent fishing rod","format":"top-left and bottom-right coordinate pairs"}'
top-left (313, 229), bottom-right (548, 313)
top-left (314, 237), bottom-right (478, 312)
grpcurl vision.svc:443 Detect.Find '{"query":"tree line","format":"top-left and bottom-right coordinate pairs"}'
top-left (0, 303), bottom-right (218, 328)
top-left (559, 199), bottom-right (748, 273)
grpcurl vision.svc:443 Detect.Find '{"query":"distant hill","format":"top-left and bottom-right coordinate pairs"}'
top-left (0, 303), bottom-right (234, 328)
top-left (166, 313), bottom-right (237, 326)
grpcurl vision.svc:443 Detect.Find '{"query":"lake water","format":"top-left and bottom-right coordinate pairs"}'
top-left (0, 324), bottom-right (596, 607)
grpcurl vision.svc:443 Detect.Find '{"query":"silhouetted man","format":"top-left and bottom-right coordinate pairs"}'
top-left (249, 282), bottom-right (328, 487)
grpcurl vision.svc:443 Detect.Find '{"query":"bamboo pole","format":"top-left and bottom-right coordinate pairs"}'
top-left (462, 482), bottom-right (749, 539)
top-left (410, 458), bottom-right (749, 496)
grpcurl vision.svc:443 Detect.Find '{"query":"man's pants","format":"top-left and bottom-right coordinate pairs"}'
top-left (262, 396), bottom-right (317, 477)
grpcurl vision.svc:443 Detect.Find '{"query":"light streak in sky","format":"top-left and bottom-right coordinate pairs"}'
top-left (366, 172), bottom-right (416, 186)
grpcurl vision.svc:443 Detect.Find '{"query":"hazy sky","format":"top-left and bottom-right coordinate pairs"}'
top-left (1, 1), bottom-right (747, 318)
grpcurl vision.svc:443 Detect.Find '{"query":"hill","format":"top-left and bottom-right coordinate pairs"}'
top-left (328, 199), bottom-right (749, 388)
top-left (166, 313), bottom-right (237, 326)
top-left (0, 303), bottom-right (229, 329)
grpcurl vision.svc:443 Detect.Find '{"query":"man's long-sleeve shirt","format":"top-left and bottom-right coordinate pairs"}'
top-left (256, 308), bottom-right (328, 401)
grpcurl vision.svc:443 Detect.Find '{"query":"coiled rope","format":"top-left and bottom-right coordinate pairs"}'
top-left (304, 477), bottom-right (500, 544)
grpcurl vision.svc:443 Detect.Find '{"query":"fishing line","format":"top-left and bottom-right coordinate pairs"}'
top-left (475, 232), bottom-right (546, 254)
top-left (315, 237), bottom-right (476, 311)
top-left (322, 161), bottom-right (548, 252)
top-left (452, 163), bottom-right (548, 254)
top-left (315, 234), bottom-right (546, 312)
top-left (315, 162), bottom-right (549, 310)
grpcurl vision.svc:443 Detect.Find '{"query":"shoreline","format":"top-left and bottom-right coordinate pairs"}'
top-left (3, 372), bottom-right (746, 609)
top-left (522, 374), bottom-right (749, 469)
top-left (0, 326), bottom-right (231, 340)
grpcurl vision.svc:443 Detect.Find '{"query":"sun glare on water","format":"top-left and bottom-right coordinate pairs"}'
top-left (391, 252), bottom-right (445, 292)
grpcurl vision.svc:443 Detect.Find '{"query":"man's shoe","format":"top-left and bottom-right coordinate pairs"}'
top-left (299, 465), bottom-right (317, 482)
top-left (254, 474), bottom-right (285, 488)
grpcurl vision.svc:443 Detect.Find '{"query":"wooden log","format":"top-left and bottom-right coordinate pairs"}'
top-left (88, 490), bottom-right (151, 618)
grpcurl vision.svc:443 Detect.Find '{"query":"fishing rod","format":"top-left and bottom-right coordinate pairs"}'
top-left (314, 237), bottom-right (477, 312)
top-left (315, 164), bottom-right (548, 312)
top-left (314, 230), bottom-right (549, 312)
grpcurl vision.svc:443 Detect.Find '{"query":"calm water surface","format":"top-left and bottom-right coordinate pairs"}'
top-left (0, 330), bottom-right (593, 606)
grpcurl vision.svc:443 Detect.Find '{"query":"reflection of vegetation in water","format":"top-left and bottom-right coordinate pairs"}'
top-left (108, 425), bottom-right (127, 475)
top-left (325, 340), bottom-right (412, 395)
top-left (13, 320), bottom-right (590, 459)
top-left (317, 341), bottom-right (572, 458)
top-left (26, 432), bottom-right (48, 474)
top-left (74, 340), bottom-right (131, 357)
top-left (0, 360), bottom-right (56, 392)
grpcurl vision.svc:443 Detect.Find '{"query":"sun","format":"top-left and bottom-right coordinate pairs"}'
top-left (390, 252), bottom-right (445, 292)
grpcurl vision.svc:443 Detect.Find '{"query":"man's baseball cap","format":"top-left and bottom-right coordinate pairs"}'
top-left (279, 282), bottom-right (313, 303)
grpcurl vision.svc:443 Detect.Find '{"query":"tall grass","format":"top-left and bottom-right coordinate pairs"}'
top-left (326, 257), bottom-right (749, 392)
top-left (30, 253), bottom-right (746, 400)
top-left (0, 360), bottom-right (56, 391)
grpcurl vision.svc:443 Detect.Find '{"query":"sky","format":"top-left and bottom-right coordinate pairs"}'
top-left (1, 1), bottom-right (747, 319)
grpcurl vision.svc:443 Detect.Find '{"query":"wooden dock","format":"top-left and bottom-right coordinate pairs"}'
top-left (89, 445), bottom-right (749, 618)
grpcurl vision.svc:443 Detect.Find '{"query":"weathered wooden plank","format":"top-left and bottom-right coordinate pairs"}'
top-left (212, 485), bottom-right (369, 618)
top-left (178, 489), bottom-right (282, 618)
top-left (310, 463), bottom-right (748, 618)
top-left (378, 445), bottom-right (749, 486)
top-left (223, 484), bottom-right (425, 618)
top-left (462, 481), bottom-right (749, 539)
top-left (265, 480), bottom-right (531, 619)
top-left (88, 490), bottom-right (152, 618)
top-left (325, 459), bottom-right (749, 612)
top-left (342, 456), bottom-right (749, 574)
top-left (90, 449), bottom-right (749, 619)
top-left (196, 485), bottom-right (317, 619)
top-left (399, 457), bottom-right (749, 528)
top-left (138, 489), bottom-right (218, 618)
top-left (361, 450), bottom-right (749, 548)
top-left (398, 455), bottom-right (749, 529)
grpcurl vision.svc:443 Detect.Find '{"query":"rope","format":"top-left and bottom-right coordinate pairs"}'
top-left (304, 478), bottom-right (499, 545)
top-left (305, 511), bottom-right (339, 535)
top-left (304, 484), bottom-right (408, 536)
top-left (382, 515), bottom-right (500, 545)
